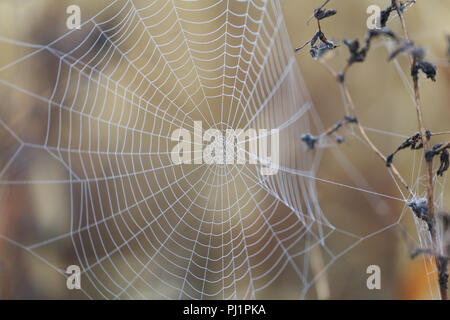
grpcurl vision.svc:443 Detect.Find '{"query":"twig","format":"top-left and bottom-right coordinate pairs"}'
top-left (297, 1), bottom-right (338, 59)
top-left (432, 131), bottom-right (450, 137)
top-left (306, 0), bottom-right (331, 26)
top-left (434, 142), bottom-right (450, 154)
top-left (295, 40), bottom-right (311, 52)
top-left (319, 59), bottom-right (413, 194)
top-left (301, 115), bottom-right (358, 149)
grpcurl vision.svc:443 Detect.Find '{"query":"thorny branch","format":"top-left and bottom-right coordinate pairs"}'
top-left (295, 0), bottom-right (449, 299)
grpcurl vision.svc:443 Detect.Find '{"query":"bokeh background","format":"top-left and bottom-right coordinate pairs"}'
top-left (0, 0), bottom-right (449, 299)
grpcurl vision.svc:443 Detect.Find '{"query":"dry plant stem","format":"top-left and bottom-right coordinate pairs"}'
top-left (295, 40), bottom-right (311, 52)
top-left (394, 0), bottom-right (447, 300)
top-left (319, 60), bottom-right (412, 194)
top-left (412, 62), bottom-right (435, 227)
top-left (436, 142), bottom-right (450, 153)
top-left (432, 131), bottom-right (450, 137)
top-left (320, 120), bottom-right (345, 137)
top-left (342, 83), bottom-right (412, 194)
top-left (302, 0), bottom-right (334, 300)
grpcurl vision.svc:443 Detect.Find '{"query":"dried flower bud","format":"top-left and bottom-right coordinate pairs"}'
top-left (301, 133), bottom-right (320, 150)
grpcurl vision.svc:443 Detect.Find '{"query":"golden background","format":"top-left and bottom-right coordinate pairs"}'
top-left (0, 0), bottom-right (449, 299)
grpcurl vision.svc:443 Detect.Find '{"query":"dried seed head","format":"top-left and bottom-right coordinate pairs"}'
top-left (417, 60), bottom-right (437, 81)
top-left (314, 8), bottom-right (337, 20)
top-left (301, 133), bottom-right (320, 150)
top-left (408, 198), bottom-right (429, 221)
top-left (426, 143), bottom-right (445, 162)
top-left (437, 150), bottom-right (449, 177)
top-left (344, 116), bottom-right (358, 124)
top-left (386, 154), bottom-right (394, 167)
top-left (336, 136), bottom-right (345, 144)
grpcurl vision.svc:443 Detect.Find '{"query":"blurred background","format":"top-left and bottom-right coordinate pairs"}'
top-left (0, 0), bottom-right (449, 299)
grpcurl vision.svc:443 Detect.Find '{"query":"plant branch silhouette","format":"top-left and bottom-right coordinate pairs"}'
top-left (393, 0), bottom-right (447, 300)
top-left (296, 0), bottom-right (448, 299)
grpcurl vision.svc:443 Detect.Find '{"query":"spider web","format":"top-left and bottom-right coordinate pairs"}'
top-left (0, 0), bottom-right (447, 299)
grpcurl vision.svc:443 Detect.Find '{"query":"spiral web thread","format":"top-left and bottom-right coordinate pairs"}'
top-left (0, 0), bottom-right (447, 299)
